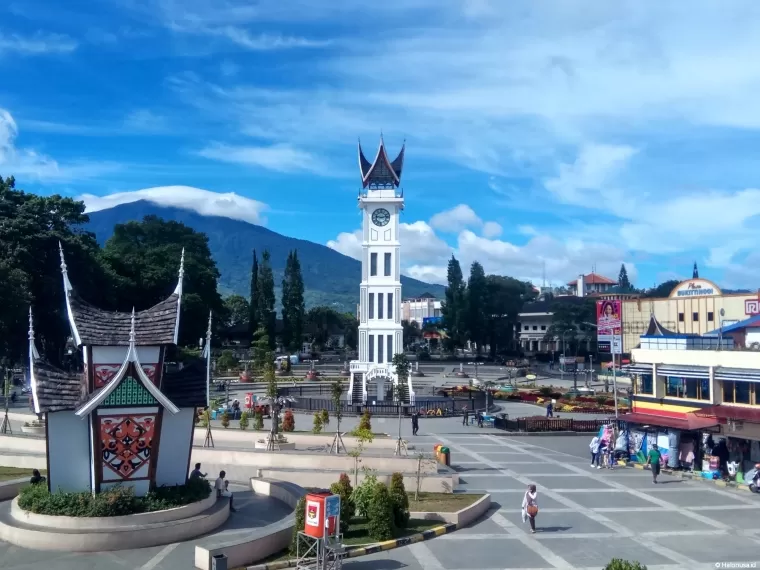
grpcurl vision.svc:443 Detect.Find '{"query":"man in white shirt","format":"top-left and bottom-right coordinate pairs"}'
top-left (215, 470), bottom-right (236, 512)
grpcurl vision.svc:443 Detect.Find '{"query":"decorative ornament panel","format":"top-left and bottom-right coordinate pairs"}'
top-left (102, 376), bottom-right (157, 407)
top-left (100, 414), bottom-right (156, 480)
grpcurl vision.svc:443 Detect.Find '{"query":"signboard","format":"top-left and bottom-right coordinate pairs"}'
top-left (306, 500), bottom-right (320, 528)
top-left (422, 316), bottom-right (443, 327)
top-left (325, 495), bottom-right (341, 518)
top-left (597, 300), bottom-right (622, 354)
top-left (746, 297), bottom-right (760, 316)
top-left (669, 279), bottom-right (722, 298)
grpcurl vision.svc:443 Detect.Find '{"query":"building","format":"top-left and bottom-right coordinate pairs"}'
top-left (621, 279), bottom-right (760, 353)
top-left (401, 293), bottom-right (442, 324)
top-left (349, 138), bottom-right (413, 405)
top-left (29, 247), bottom-right (206, 495)
top-left (624, 315), bottom-right (760, 474)
top-left (518, 296), bottom-right (591, 354)
top-left (567, 273), bottom-right (617, 296)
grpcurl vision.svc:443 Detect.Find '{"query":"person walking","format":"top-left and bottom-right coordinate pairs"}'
top-left (521, 484), bottom-right (539, 534)
top-left (411, 411), bottom-right (419, 436)
top-left (462, 408), bottom-right (469, 426)
top-left (546, 402), bottom-right (553, 418)
top-left (646, 443), bottom-right (662, 484)
top-left (589, 435), bottom-right (601, 468)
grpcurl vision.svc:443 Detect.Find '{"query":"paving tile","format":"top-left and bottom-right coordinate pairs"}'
top-left (491, 492), bottom-right (568, 511)
top-left (653, 533), bottom-right (760, 564)
top-left (650, 488), bottom-right (752, 508)
top-left (458, 474), bottom-right (528, 490)
top-left (527, 474), bottom-right (617, 490)
top-left (500, 509), bottom-right (611, 536)
top-left (567, 490), bottom-right (662, 509)
top-left (602, 509), bottom-right (714, 533)
top-left (539, 536), bottom-right (677, 567)
top-left (429, 538), bottom-right (550, 569)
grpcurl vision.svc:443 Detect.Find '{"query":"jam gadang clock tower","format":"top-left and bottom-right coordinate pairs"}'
top-left (348, 137), bottom-right (414, 405)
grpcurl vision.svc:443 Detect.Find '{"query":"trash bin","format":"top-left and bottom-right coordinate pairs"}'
top-left (433, 444), bottom-right (442, 463)
top-left (211, 554), bottom-right (228, 570)
top-left (440, 446), bottom-right (450, 467)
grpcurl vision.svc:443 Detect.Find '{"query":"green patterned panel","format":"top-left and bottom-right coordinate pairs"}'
top-left (102, 376), bottom-right (157, 407)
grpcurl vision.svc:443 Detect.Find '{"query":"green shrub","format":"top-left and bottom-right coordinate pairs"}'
top-left (329, 473), bottom-right (354, 533)
top-left (221, 411), bottom-right (230, 428)
top-left (538, 386), bottom-right (553, 396)
top-left (290, 496), bottom-right (307, 555)
top-left (358, 410), bottom-right (372, 431)
top-left (350, 471), bottom-right (378, 519)
top-left (17, 478), bottom-right (211, 517)
top-left (253, 409), bottom-right (264, 430)
top-left (320, 409), bottom-right (330, 425)
top-left (366, 482), bottom-right (396, 541)
top-left (312, 412), bottom-right (323, 434)
top-left (603, 560), bottom-right (647, 570)
top-left (239, 411), bottom-right (249, 430)
top-left (389, 472), bottom-right (409, 528)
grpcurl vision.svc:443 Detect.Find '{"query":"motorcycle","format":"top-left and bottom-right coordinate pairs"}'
top-left (746, 465), bottom-right (760, 493)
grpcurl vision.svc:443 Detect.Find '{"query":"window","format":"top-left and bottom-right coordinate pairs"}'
top-left (387, 293), bottom-right (393, 320)
top-left (369, 335), bottom-right (375, 362)
top-left (377, 334), bottom-right (384, 364)
top-left (664, 376), bottom-right (710, 400)
top-left (368, 293), bottom-right (375, 319)
top-left (523, 325), bottom-right (529, 331)
top-left (384, 252), bottom-right (392, 276)
top-left (678, 312), bottom-right (684, 322)
top-left (387, 335), bottom-right (393, 361)
top-left (707, 312), bottom-right (714, 322)
top-left (378, 293), bottom-right (384, 319)
top-left (541, 325), bottom-right (546, 331)
top-left (532, 326), bottom-right (538, 330)
top-left (636, 374), bottom-right (654, 395)
top-left (723, 381), bottom-right (754, 405)
top-left (370, 253), bottom-right (377, 276)
top-left (693, 312), bottom-right (699, 322)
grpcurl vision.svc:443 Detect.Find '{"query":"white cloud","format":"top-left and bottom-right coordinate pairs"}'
top-left (429, 204), bottom-right (482, 232)
top-left (80, 186), bottom-right (269, 225)
top-left (482, 221), bottom-right (502, 238)
top-left (124, 109), bottom-right (167, 133)
top-left (0, 108), bottom-right (118, 182)
top-left (196, 143), bottom-right (324, 174)
top-left (0, 31), bottom-right (77, 55)
top-left (209, 28), bottom-right (330, 51)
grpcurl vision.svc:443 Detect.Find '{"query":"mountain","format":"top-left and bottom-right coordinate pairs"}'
top-left (84, 201), bottom-right (446, 312)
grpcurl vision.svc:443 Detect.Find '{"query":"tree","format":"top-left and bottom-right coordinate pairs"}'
top-left (643, 280), bottom-right (680, 299)
top-left (544, 298), bottom-right (597, 355)
top-left (306, 306), bottom-right (345, 348)
top-left (483, 275), bottom-right (536, 358)
top-left (391, 352), bottom-right (410, 402)
top-left (281, 250), bottom-right (306, 353)
top-left (101, 215), bottom-right (224, 346)
top-left (692, 262), bottom-right (699, 279)
top-left (618, 264), bottom-right (632, 292)
top-left (216, 350), bottom-right (239, 371)
top-left (441, 255), bottom-right (466, 351)
top-left (402, 320), bottom-right (421, 349)
top-left (223, 295), bottom-right (250, 328)
top-left (255, 250), bottom-right (276, 350)
top-left (252, 326), bottom-right (273, 374)
top-left (249, 250), bottom-right (259, 338)
top-left (465, 262), bottom-right (488, 355)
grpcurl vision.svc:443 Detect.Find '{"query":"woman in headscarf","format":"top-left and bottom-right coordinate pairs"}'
top-left (521, 484), bottom-right (538, 534)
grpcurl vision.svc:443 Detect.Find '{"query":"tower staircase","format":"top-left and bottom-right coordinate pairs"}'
top-left (351, 373), bottom-right (365, 404)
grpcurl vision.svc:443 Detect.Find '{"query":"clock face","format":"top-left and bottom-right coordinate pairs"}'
top-left (371, 208), bottom-right (391, 227)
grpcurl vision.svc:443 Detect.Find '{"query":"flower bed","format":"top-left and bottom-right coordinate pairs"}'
top-left (493, 389), bottom-right (629, 415)
top-left (17, 478), bottom-right (211, 517)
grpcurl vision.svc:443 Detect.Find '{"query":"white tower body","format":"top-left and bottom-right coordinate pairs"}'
top-left (348, 138), bottom-right (413, 405)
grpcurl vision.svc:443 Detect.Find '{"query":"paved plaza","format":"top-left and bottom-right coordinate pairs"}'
top-left (2, 422), bottom-right (760, 569)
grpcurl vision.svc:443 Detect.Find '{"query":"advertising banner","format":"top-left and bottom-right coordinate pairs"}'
top-left (597, 300), bottom-right (622, 355)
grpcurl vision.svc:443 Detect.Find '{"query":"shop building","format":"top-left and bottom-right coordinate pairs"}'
top-left (621, 279), bottom-right (760, 353)
top-left (624, 315), bottom-right (760, 476)
top-left (518, 296), bottom-right (591, 354)
top-left (401, 294), bottom-right (442, 325)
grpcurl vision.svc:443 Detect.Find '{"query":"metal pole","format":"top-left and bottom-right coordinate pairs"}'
top-left (612, 352), bottom-right (619, 418)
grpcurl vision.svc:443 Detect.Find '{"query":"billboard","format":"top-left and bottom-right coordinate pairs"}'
top-left (597, 300), bottom-right (622, 355)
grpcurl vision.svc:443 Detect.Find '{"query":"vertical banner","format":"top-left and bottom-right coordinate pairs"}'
top-left (597, 300), bottom-right (622, 354)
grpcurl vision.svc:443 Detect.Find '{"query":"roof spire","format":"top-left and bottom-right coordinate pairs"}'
top-left (58, 241), bottom-right (73, 292)
top-left (129, 307), bottom-right (137, 346)
top-left (28, 306), bottom-right (35, 344)
top-left (173, 248), bottom-right (185, 295)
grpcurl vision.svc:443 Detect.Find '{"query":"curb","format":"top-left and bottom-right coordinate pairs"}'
top-left (625, 462), bottom-right (754, 493)
top-left (245, 523), bottom-right (457, 570)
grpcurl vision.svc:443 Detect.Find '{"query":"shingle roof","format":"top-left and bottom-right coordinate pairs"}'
top-left (33, 360), bottom-right (87, 413)
top-left (358, 139), bottom-right (404, 189)
top-left (567, 273), bottom-right (617, 286)
top-left (162, 358), bottom-right (207, 408)
top-left (68, 292), bottom-right (180, 346)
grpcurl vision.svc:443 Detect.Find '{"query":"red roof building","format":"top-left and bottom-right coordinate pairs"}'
top-left (567, 273), bottom-right (617, 296)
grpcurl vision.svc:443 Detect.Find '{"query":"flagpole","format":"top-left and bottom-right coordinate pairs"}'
top-left (205, 311), bottom-right (212, 407)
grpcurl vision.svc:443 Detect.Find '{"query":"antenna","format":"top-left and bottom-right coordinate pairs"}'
top-left (542, 261), bottom-right (546, 288)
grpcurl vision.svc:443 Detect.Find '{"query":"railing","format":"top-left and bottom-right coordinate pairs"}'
top-left (492, 416), bottom-right (621, 433)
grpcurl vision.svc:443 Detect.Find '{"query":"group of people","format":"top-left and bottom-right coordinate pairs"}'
top-left (462, 408), bottom-right (485, 427)
top-left (189, 462), bottom-right (237, 512)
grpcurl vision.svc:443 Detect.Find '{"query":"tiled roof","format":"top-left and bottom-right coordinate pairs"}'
top-left (69, 292), bottom-right (179, 346)
top-left (34, 360), bottom-right (87, 413)
top-left (567, 273), bottom-right (617, 286)
top-left (162, 358), bottom-right (207, 408)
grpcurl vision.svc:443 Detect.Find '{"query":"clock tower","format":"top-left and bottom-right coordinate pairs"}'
top-left (349, 137), bottom-right (413, 405)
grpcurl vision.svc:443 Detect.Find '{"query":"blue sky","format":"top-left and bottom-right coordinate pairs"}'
top-left (2, 0), bottom-right (760, 289)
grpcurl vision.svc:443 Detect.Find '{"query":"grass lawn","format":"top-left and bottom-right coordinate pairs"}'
top-left (407, 492), bottom-right (484, 512)
top-left (0, 467), bottom-right (45, 482)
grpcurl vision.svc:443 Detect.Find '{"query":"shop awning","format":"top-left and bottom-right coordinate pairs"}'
top-left (620, 412), bottom-right (719, 431)
top-left (656, 365), bottom-right (710, 379)
top-left (692, 405), bottom-right (760, 422)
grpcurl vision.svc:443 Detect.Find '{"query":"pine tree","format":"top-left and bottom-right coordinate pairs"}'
top-left (249, 250), bottom-right (259, 339)
top-left (256, 250), bottom-right (276, 350)
top-left (618, 264), bottom-right (632, 291)
top-left (465, 261), bottom-right (487, 355)
top-left (252, 326), bottom-right (272, 375)
top-left (441, 255), bottom-right (466, 350)
top-left (281, 251), bottom-right (293, 351)
top-left (281, 250), bottom-right (306, 353)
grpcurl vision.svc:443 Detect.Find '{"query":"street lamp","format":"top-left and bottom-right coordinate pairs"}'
top-left (468, 361), bottom-right (485, 411)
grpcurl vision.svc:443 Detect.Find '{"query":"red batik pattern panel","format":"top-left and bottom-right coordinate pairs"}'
top-left (94, 364), bottom-right (122, 388)
top-left (141, 365), bottom-right (157, 385)
top-left (100, 414), bottom-right (156, 480)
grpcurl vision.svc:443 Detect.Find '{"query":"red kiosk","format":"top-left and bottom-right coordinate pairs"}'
top-left (296, 491), bottom-right (343, 570)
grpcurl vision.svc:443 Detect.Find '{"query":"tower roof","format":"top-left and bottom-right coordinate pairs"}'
top-left (358, 137), bottom-right (405, 189)
top-left (59, 243), bottom-right (184, 347)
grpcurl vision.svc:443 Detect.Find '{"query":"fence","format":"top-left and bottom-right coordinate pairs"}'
top-left (492, 416), bottom-right (621, 433)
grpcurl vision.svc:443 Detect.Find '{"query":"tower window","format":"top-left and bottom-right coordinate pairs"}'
top-left (384, 253), bottom-right (392, 276)
top-left (368, 335), bottom-right (375, 362)
top-left (387, 335), bottom-right (393, 361)
top-left (707, 312), bottom-right (714, 322)
top-left (387, 293), bottom-right (393, 320)
top-left (693, 312), bottom-right (699, 322)
top-left (378, 293), bottom-right (384, 319)
top-left (368, 293), bottom-right (375, 319)
top-left (370, 253), bottom-right (377, 276)
top-left (678, 312), bottom-right (684, 322)
top-left (377, 334), bottom-right (384, 364)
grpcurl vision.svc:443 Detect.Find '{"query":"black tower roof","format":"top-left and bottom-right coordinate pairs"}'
top-left (358, 137), bottom-right (405, 189)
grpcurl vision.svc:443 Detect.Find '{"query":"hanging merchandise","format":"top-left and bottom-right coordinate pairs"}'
top-left (667, 430), bottom-right (681, 469)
